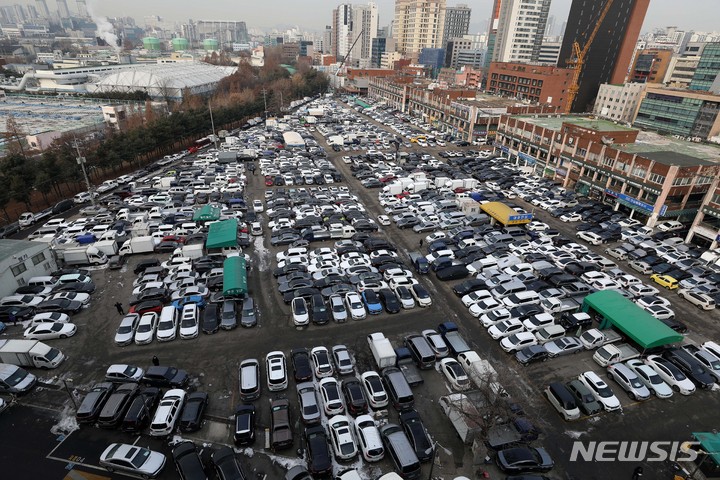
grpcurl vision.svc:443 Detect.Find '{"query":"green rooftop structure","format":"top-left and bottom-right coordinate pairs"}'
top-left (193, 205), bottom-right (221, 222)
top-left (206, 219), bottom-right (238, 249)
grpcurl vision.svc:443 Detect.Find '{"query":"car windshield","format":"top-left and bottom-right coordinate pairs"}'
top-left (130, 447), bottom-right (150, 468)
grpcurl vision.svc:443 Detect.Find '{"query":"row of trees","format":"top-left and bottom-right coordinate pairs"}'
top-left (0, 52), bottom-right (329, 222)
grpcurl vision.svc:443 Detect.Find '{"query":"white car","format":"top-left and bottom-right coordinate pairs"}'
top-left (291, 297), bottom-right (310, 326)
top-left (48, 292), bottom-right (90, 305)
top-left (421, 329), bottom-right (449, 359)
top-left (311, 346), bottom-right (335, 379)
top-left (134, 312), bottom-right (158, 345)
top-left (344, 292), bottom-right (367, 320)
top-left (24, 322), bottom-right (77, 340)
top-left (30, 312), bottom-right (70, 325)
top-left (155, 312), bottom-right (177, 342)
top-left (461, 290), bottom-right (492, 308)
top-left (480, 308), bottom-right (513, 328)
top-left (393, 285), bottom-right (416, 309)
top-left (105, 364), bottom-right (144, 383)
top-left (560, 212), bottom-right (582, 222)
top-left (354, 415), bottom-right (384, 462)
top-left (328, 415), bottom-right (358, 460)
top-left (625, 359), bottom-right (673, 399)
top-left (644, 355), bottom-right (696, 395)
top-left (179, 304), bottom-right (200, 339)
top-left (576, 231), bottom-right (603, 246)
top-left (114, 314), bottom-right (139, 346)
top-left (319, 377), bottom-right (345, 416)
top-left (265, 351), bottom-right (288, 391)
top-left (439, 358), bottom-right (471, 391)
top-left (360, 371), bottom-right (389, 409)
top-left (377, 215), bottom-right (391, 226)
top-left (577, 371), bottom-right (621, 412)
top-left (500, 332), bottom-right (538, 353)
top-left (252, 200), bottom-right (264, 212)
top-left (488, 319), bottom-right (525, 340)
top-left (99, 443), bottom-right (166, 478)
top-left (469, 298), bottom-right (503, 318)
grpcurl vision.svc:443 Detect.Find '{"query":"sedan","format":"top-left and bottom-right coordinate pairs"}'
top-left (626, 359), bottom-right (673, 399)
top-left (297, 382), bottom-right (321, 425)
top-left (578, 371), bottom-right (621, 412)
top-left (99, 443), bottom-right (166, 478)
top-left (361, 371), bottom-right (388, 409)
top-left (488, 319), bottom-right (525, 340)
top-left (544, 337), bottom-right (584, 357)
top-left (496, 446), bottom-right (554, 473)
top-left (114, 314), bottom-right (139, 346)
top-left (172, 441), bottom-right (205, 480)
top-left (211, 446), bottom-right (248, 480)
top-left (439, 358), bottom-right (471, 391)
top-left (362, 289), bottom-right (383, 315)
top-left (515, 345), bottom-right (549, 365)
top-left (134, 312), bottom-right (157, 345)
top-left (265, 351), bottom-right (288, 392)
top-left (344, 292), bottom-right (367, 320)
top-left (35, 298), bottom-right (83, 314)
top-left (644, 355), bottom-right (696, 395)
top-left (332, 345), bottom-right (355, 375)
top-left (305, 425), bottom-right (333, 476)
top-left (291, 297), bottom-right (310, 326)
top-left (291, 348), bottom-right (313, 383)
top-left (311, 346), bottom-right (334, 379)
top-left (328, 415), bottom-right (358, 461)
top-left (399, 410), bottom-right (433, 462)
top-left (319, 377), bottom-right (345, 416)
top-left (500, 332), bottom-right (538, 353)
top-left (607, 363), bottom-right (651, 401)
top-left (24, 322), bottom-right (77, 340)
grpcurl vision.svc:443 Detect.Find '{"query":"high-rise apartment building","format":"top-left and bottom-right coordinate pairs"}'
top-left (394, 0), bottom-right (446, 62)
top-left (351, 3), bottom-right (379, 67)
top-left (442, 4), bottom-right (471, 47)
top-left (332, 4), bottom-right (353, 61)
top-left (56, 0), bottom-right (70, 18)
top-left (322, 26), bottom-right (333, 54)
top-left (484, 0), bottom-right (503, 68)
top-left (492, 0), bottom-right (550, 63)
top-left (76, 0), bottom-right (88, 18)
top-left (690, 42), bottom-right (720, 92)
top-left (35, 0), bottom-right (50, 19)
top-left (558, 0), bottom-right (650, 112)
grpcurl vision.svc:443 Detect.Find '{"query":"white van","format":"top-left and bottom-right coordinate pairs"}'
top-left (28, 276), bottom-right (59, 289)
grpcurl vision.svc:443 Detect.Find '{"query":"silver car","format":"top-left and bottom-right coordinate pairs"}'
top-left (607, 362), bottom-right (651, 401)
top-left (114, 314), bottom-right (139, 346)
top-left (296, 382), bottom-right (321, 425)
top-left (544, 337), bottom-right (584, 357)
top-left (329, 294), bottom-right (348, 322)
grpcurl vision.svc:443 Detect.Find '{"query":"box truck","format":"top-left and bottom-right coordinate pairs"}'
top-left (367, 333), bottom-right (397, 369)
top-left (94, 240), bottom-right (119, 257)
top-left (119, 236), bottom-right (157, 256)
top-left (0, 339), bottom-right (65, 369)
top-left (61, 246), bottom-right (107, 266)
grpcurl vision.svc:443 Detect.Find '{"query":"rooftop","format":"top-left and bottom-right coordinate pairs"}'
top-left (516, 114), bottom-right (634, 132)
top-left (619, 131), bottom-right (720, 165)
top-left (0, 239), bottom-right (44, 261)
top-left (0, 94), bottom-right (106, 139)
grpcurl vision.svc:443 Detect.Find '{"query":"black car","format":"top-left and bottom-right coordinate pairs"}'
top-left (76, 382), bottom-right (115, 424)
top-left (0, 305), bottom-right (35, 321)
top-left (291, 348), bottom-right (313, 382)
top-left (141, 366), bottom-right (189, 389)
top-left (399, 410), bottom-right (434, 462)
top-left (0, 222), bottom-right (20, 238)
top-left (211, 446), bottom-right (248, 480)
top-left (663, 348), bottom-right (715, 389)
top-left (233, 404), bottom-right (256, 446)
top-left (515, 345), bottom-right (549, 365)
top-left (202, 303), bottom-right (220, 334)
top-left (452, 278), bottom-right (485, 296)
top-left (378, 288), bottom-right (401, 314)
top-left (97, 383), bottom-right (139, 428)
top-left (132, 258), bottom-right (161, 275)
top-left (305, 425), bottom-right (333, 476)
top-left (435, 265), bottom-right (469, 281)
top-left (179, 392), bottom-right (209, 432)
top-left (35, 298), bottom-right (82, 314)
top-left (14, 285), bottom-right (51, 296)
top-left (121, 387), bottom-right (161, 432)
top-left (52, 199), bottom-right (74, 214)
top-left (172, 441), bottom-right (206, 480)
top-left (342, 378), bottom-right (368, 416)
top-left (496, 446), bottom-right (554, 473)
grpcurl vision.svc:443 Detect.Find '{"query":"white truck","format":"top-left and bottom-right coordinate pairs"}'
top-left (580, 328), bottom-right (623, 350)
top-left (438, 393), bottom-right (483, 444)
top-left (18, 212), bottom-right (36, 228)
top-left (367, 333), bottom-right (397, 369)
top-left (540, 297), bottom-right (582, 315)
top-left (457, 351), bottom-right (508, 400)
top-left (181, 244), bottom-right (204, 259)
top-left (328, 224), bottom-right (356, 239)
top-left (94, 239), bottom-right (119, 257)
top-left (60, 245), bottom-right (108, 266)
top-left (119, 236), bottom-right (157, 256)
top-left (0, 339), bottom-right (65, 369)
top-left (593, 343), bottom-right (641, 367)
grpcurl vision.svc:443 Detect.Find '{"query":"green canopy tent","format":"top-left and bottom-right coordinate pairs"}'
top-left (223, 256), bottom-right (247, 297)
top-left (192, 204), bottom-right (221, 222)
top-left (206, 219), bottom-right (238, 249)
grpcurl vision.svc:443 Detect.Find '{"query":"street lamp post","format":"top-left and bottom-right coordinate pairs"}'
top-left (73, 139), bottom-right (95, 207)
top-left (62, 378), bottom-right (78, 409)
top-left (426, 442), bottom-right (439, 479)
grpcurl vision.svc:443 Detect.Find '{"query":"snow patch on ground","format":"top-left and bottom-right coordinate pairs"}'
top-left (50, 405), bottom-right (79, 435)
top-left (263, 451), bottom-right (303, 470)
top-left (565, 430), bottom-right (586, 439)
top-left (253, 235), bottom-right (270, 271)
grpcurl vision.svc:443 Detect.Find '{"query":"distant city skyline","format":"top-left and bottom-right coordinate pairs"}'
top-left (13, 0), bottom-right (720, 35)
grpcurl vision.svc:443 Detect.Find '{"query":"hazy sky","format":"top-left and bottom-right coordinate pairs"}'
top-left (45, 0), bottom-right (720, 34)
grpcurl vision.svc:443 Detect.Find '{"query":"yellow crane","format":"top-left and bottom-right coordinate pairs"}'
top-left (565, 0), bottom-right (615, 112)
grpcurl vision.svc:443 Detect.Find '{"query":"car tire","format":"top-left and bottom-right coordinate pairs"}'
top-left (672, 385), bottom-right (680, 392)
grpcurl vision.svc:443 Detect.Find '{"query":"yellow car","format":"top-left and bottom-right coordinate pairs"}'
top-left (650, 274), bottom-right (679, 290)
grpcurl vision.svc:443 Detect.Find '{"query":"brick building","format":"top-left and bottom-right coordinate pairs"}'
top-left (487, 62), bottom-right (575, 112)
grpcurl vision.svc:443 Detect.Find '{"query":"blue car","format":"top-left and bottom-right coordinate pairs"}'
top-left (362, 289), bottom-right (383, 315)
top-left (171, 295), bottom-right (206, 310)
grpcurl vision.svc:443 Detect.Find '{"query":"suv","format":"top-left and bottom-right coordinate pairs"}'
top-left (76, 382), bottom-right (115, 424)
top-left (142, 366), bottom-right (189, 389)
top-left (239, 359), bottom-right (261, 401)
top-left (270, 399), bottom-right (293, 450)
top-left (150, 389), bottom-right (186, 436)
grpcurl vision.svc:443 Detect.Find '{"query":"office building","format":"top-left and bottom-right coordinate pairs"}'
top-left (371, 37), bottom-right (394, 68)
top-left (196, 21), bottom-right (249, 45)
top-left (56, 0), bottom-right (70, 18)
top-left (484, 0), bottom-right (502, 69)
top-left (394, 0), bottom-right (447, 62)
top-left (487, 62), bottom-right (574, 111)
top-left (629, 48), bottom-right (673, 83)
top-left (444, 37), bottom-right (472, 69)
top-left (351, 2), bottom-right (379, 67)
top-left (492, 0), bottom-right (550, 64)
top-left (558, 0), bottom-right (650, 112)
top-left (538, 41), bottom-right (561, 65)
top-left (593, 82), bottom-right (646, 123)
top-left (690, 42), bottom-right (720, 92)
top-left (76, 0), bottom-right (88, 18)
top-left (35, 0), bottom-right (50, 18)
top-left (634, 86), bottom-right (720, 141)
top-left (332, 4), bottom-right (353, 61)
top-left (495, 114), bottom-right (719, 226)
top-left (419, 48), bottom-right (445, 77)
top-left (442, 4), bottom-right (471, 47)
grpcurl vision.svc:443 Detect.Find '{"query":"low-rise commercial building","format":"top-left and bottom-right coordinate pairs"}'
top-left (495, 114), bottom-right (720, 229)
top-left (0, 240), bottom-right (58, 298)
top-left (487, 62), bottom-right (575, 112)
top-left (593, 82), bottom-right (646, 124)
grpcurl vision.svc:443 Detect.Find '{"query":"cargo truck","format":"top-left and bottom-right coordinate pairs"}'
top-left (408, 252), bottom-right (429, 274)
top-left (118, 236), bottom-right (157, 256)
top-left (367, 333), bottom-right (397, 369)
top-left (456, 351), bottom-right (508, 400)
top-left (437, 322), bottom-right (471, 355)
top-left (94, 239), bottom-right (119, 257)
top-left (394, 347), bottom-right (423, 387)
top-left (438, 393), bottom-right (482, 444)
top-left (580, 328), bottom-right (623, 350)
top-left (60, 246), bottom-right (108, 266)
top-left (540, 297), bottom-right (582, 315)
top-left (593, 343), bottom-right (641, 367)
top-left (0, 339), bottom-right (65, 369)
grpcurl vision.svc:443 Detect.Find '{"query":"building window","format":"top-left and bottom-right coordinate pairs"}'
top-left (31, 252), bottom-right (45, 266)
top-left (648, 173), bottom-right (665, 184)
top-left (603, 157), bottom-right (614, 167)
top-left (672, 177), bottom-right (693, 186)
top-left (11, 263), bottom-right (27, 277)
top-left (631, 166), bottom-right (646, 178)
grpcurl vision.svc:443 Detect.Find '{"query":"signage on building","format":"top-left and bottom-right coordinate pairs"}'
top-left (500, 146), bottom-right (509, 154)
top-left (518, 152), bottom-right (536, 166)
top-left (604, 189), bottom-right (659, 214)
top-left (509, 213), bottom-right (533, 222)
top-left (556, 168), bottom-right (568, 176)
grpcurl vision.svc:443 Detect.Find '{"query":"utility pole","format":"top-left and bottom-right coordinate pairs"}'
top-left (208, 100), bottom-right (218, 149)
top-left (73, 137), bottom-right (95, 207)
top-left (262, 88), bottom-right (269, 131)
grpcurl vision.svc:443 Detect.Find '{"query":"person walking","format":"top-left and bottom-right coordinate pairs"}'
top-left (419, 238), bottom-right (423, 247)
top-left (9, 313), bottom-right (17, 326)
top-left (152, 355), bottom-right (160, 366)
top-left (631, 466), bottom-right (643, 480)
top-left (114, 302), bottom-right (124, 315)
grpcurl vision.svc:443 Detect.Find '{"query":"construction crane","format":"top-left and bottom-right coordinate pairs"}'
top-left (565, 0), bottom-right (615, 112)
top-left (336, 29), bottom-right (364, 77)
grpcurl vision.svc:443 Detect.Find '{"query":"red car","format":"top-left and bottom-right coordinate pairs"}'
top-left (162, 235), bottom-right (186, 244)
top-left (265, 176), bottom-right (274, 187)
top-left (128, 300), bottom-right (164, 315)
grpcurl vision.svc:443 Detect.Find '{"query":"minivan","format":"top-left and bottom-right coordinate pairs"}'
top-left (545, 382), bottom-right (581, 420)
top-left (380, 423), bottom-right (422, 479)
top-left (239, 359), bottom-right (261, 401)
top-left (503, 291), bottom-right (541, 308)
top-left (27, 276), bottom-right (59, 289)
top-left (381, 367), bottom-right (414, 411)
top-left (403, 335), bottom-right (436, 370)
top-left (149, 389), bottom-right (186, 436)
top-left (0, 363), bottom-right (37, 394)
